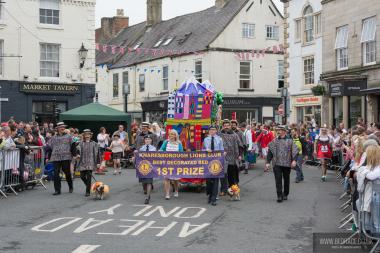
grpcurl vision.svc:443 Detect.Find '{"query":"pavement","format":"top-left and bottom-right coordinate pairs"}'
top-left (0, 161), bottom-right (344, 253)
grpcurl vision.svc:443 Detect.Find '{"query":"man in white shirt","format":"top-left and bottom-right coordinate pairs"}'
top-left (240, 123), bottom-right (253, 174)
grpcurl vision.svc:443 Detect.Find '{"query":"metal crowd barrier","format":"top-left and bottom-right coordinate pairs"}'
top-left (0, 146), bottom-right (46, 199)
top-left (337, 169), bottom-right (380, 253)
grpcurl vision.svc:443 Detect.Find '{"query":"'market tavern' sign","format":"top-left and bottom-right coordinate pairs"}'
top-left (20, 83), bottom-right (80, 94)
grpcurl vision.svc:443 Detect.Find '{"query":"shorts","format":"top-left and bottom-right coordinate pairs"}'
top-left (112, 152), bottom-right (123, 160)
top-left (262, 147), bottom-right (268, 157)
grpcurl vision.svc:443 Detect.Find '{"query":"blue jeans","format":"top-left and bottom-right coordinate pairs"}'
top-left (371, 184), bottom-right (380, 235)
top-left (295, 155), bottom-right (304, 181)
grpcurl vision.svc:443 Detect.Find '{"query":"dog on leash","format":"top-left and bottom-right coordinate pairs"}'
top-left (227, 184), bottom-right (241, 201)
top-left (91, 182), bottom-right (110, 200)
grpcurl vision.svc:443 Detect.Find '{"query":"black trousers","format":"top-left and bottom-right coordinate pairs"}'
top-left (227, 165), bottom-right (239, 187)
top-left (80, 170), bottom-right (92, 194)
top-left (53, 160), bottom-right (72, 193)
top-left (206, 178), bottom-right (219, 202)
top-left (273, 166), bottom-right (291, 198)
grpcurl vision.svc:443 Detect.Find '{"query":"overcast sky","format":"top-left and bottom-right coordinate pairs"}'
top-left (95, 0), bottom-right (283, 28)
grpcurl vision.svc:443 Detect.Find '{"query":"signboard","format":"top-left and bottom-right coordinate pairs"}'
top-left (223, 97), bottom-right (281, 108)
top-left (135, 151), bottom-right (225, 179)
top-left (292, 96), bottom-right (321, 106)
top-left (328, 80), bottom-right (367, 97)
top-left (20, 83), bottom-right (80, 94)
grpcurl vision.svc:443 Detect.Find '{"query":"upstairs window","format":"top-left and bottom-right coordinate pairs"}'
top-left (40, 0), bottom-right (60, 25)
top-left (278, 60), bottom-right (284, 89)
top-left (295, 19), bottom-right (301, 42)
top-left (239, 61), bottom-right (251, 89)
top-left (40, 43), bottom-right (60, 77)
top-left (314, 13), bottom-right (322, 37)
top-left (266, 25), bottom-right (279, 40)
top-left (335, 25), bottom-right (349, 70)
top-left (195, 60), bottom-right (202, 83)
top-left (139, 74), bottom-right (145, 92)
top-left (303, 5), bottom-right (314, 43)
top-left (361, 17), bottom-right (377, 65)
top-left (163, 37), bottom-right (173, 46)
top-left (162, 65), bottom-right (168, 91)
top-left (242, 23), bottom-right (255, 38)
top-left (113, 73), bottom-right (119, 98)
top-left (303, 57), bottom-right (314, 85)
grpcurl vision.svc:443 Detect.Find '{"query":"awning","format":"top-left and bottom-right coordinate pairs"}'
top-left (360, 88), bottom-right (380, 94)
top-left (60, 102), bottom-right (130, 121)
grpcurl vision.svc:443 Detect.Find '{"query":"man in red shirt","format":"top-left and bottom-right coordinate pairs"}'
top-left (256, 126), bottom-right (275, 159)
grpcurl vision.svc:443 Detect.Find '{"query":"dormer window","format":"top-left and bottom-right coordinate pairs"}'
top-left (133, 43), bottom-right (142, 50)
top-left (154, 39), bottom-right (163, 48)
top-left (163, 37), bottom-right (173, 46)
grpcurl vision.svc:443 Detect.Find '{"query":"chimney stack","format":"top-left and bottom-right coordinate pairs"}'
top-left (96, 9), bottom-right (129, 43)
top-left (147, 0), bottom-right (162, 27)
top-left (215, 0), bottom-right (229, 9)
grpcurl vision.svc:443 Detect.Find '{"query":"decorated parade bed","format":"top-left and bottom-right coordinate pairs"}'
top-left (164, 78), bottom-right (223, 191)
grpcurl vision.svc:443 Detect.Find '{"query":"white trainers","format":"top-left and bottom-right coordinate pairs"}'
top-left (173, 192), bottom-right (179, 198)
top-left (165, 195), bottom-right (170, 200)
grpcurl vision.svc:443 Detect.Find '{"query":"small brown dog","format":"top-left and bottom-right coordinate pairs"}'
top-left (91, 182), bottom-right (110, 200)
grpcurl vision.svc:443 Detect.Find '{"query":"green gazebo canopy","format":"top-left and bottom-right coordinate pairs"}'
top-left (60, 103), bottom-right (129, 122)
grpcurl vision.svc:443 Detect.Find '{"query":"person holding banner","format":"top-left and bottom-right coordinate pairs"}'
top-left (160, 129), bottom-right (184, 200)
top-left (203, 125), bottom-right (224, 206)
top-left (138, 135), bottom-right (157, 204)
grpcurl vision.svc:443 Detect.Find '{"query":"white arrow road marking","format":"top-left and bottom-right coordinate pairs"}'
top-left (72, 245), bottom-right (101, 253)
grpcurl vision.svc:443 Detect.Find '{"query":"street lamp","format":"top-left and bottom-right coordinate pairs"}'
top-left (78, 43), bottom-right (88, 69)
top-left (281, 87), bottom-right (288, 125)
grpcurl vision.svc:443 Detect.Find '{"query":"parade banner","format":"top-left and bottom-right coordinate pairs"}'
top-left (135, 151), bottom-right (225, 179)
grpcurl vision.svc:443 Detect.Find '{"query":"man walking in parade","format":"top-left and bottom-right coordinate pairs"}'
top-left (48, 122), bottom-right (76, 196)
top-left (220, 119), bottom-right (242, 194)
top-left (266, 125), bottom-right (298, 203)
top-left (135, 122), bottom-right (158, 149)
top-left (203, 125), bottom-right (224, 206)
top-left (76, 129), bottom-right (99, 197)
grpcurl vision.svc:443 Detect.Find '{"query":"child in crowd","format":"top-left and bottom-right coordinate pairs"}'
top-left (109, 133), bottom-right (124, 175)
top-left (15, 136), bottom-right (30, 191)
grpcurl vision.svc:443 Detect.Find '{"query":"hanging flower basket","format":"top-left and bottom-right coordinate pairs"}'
top-left (311, 85), bottom-right (325, 96)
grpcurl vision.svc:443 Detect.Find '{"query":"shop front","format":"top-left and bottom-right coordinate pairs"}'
top-left (141, 97), bottom-right (168, 124)
top-left (291, 95), bottom-right (322, 125)
top-left (327, 79), bottom-right (367, 128)
top-left (0, 81), bottom-right (95, 124)
top-left (222, 96), bottom-right (282, 124)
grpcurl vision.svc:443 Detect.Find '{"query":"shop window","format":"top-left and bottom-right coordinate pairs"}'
top-left (349, 96), bottom-right (362, 127)
top-left (40, 43), bottom-right (60, 77)
top-left (195, 60), bottom-right (202, 83)
top-left (40, 0), bottom-right (60, 25)
top-left (113, 73), bottom-right (119, 98)
top-left (303, 57), bottom-right (314, 85)
top-left (239, 61), bottom-right (251, 89)
top-left (361, 17), bottom-right (377, 65)
top-left (139, 74), bottom-right (145, 92)
top-left (333, 97), bottom-right (343, 127)
top-left (242, 23), bottom-right (255, 38)
top-left (335, 25), bottom-right (349, 70)
top-left (162, 65), bottom-right (168, 91)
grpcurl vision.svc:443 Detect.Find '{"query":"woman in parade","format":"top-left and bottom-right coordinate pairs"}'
top-left (137, 135), bottom-right (157, 204)
top-left (76, 129), bottom-right (98, 197)
top-left (97, 127), bottom-right (110, 166)
top-left (160, 129), bottom-right (184, 200)
top-left (314, 126), bottom-right (333, 182)
top-left (152, 122), bottom-right (165, 148)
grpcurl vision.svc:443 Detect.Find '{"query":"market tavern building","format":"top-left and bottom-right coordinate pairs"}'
top-left (96, 0), bottom-right (285, 124)
top-left (321, 0), bottom-right (380, 127)
top-left (0, 0), bottom-right (96, 123)
top-left (281, 0), bottom-right (323, 125)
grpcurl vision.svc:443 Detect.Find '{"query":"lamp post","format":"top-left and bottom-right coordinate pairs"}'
top-left (78, 43), bottom-right (88, 69)
top-left (123, 83), bottom-right (130, 114)
top-left (281, 87), bottom-right (288, 125)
